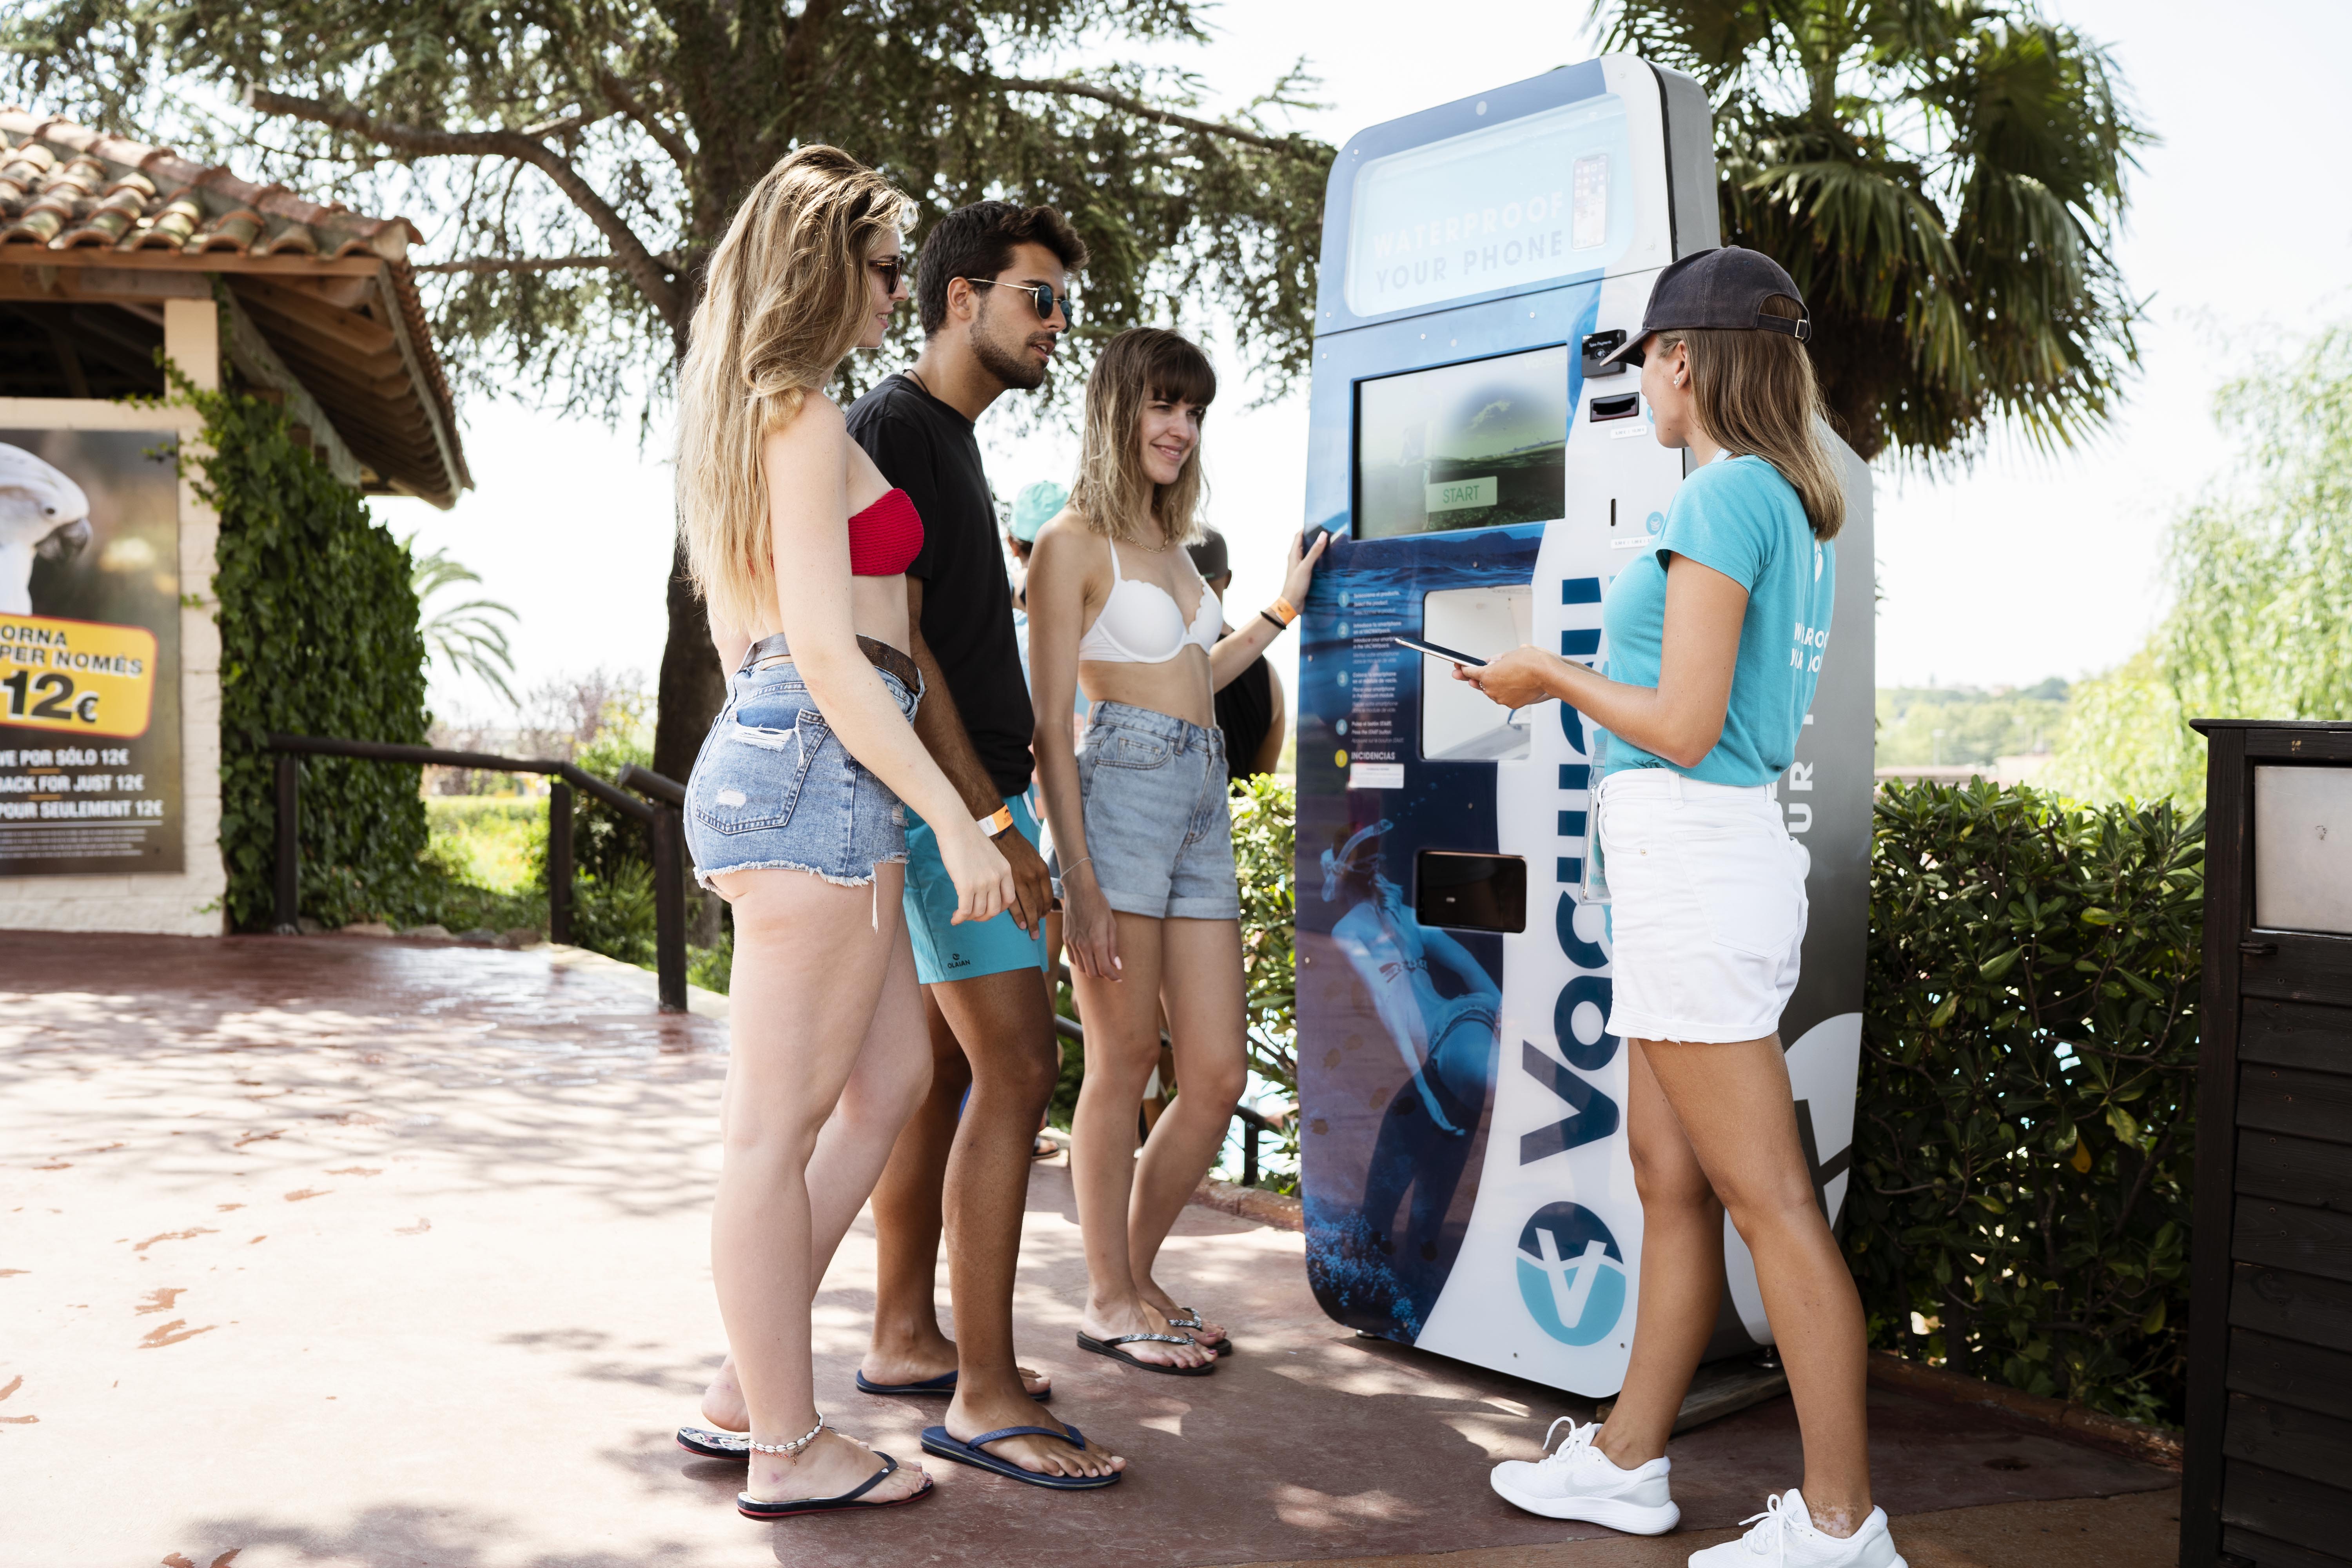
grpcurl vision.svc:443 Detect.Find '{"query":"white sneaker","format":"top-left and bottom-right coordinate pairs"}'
top-left (1489, 1418), bottom-right (1679, 1534)
top-left (1688, 1490), bottom-right (1908, 1567)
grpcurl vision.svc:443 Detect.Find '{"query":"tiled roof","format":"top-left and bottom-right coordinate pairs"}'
top-left (0, 108), bottom-right (469, 507)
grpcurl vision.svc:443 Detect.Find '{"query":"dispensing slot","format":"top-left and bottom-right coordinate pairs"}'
top-left (1591, 394), bottom-right (1639, 422)
top-left (1415, 851), bottom-right (1527, 932)
top-left (1420, 584), bottom-right (1534, 762)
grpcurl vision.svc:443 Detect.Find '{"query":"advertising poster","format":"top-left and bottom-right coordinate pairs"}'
top-left (0, 428), bottom-right (183, 875)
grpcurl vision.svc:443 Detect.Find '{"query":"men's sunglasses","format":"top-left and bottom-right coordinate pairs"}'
top-left (867, 256), bottom-right (907, 293)
top-left (962, 276), bottom-right (1074, 326)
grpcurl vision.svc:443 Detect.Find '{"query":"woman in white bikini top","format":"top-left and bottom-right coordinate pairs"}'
top-left (1023, 327), bottom-right (1323, 1379)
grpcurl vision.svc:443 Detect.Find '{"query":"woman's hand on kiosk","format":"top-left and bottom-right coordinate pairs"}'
top-left (942, 824), bottom-right (1017, 927)
top-left (1455, 645), bottom-right (1559, 709)
top-left (1278, 528), bottom-right (1330, 610)
top-left (1061, 863), bottom-right (1123, 979)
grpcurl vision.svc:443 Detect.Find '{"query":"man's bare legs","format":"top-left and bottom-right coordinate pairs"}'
top-left (708, 865), bottom-right (933, 1506)
top-left (1595, 1036), bottom-right (1873, 1537)
top-left (922, 965), bottom-right (1120, 1477)
top-left (1069, 913), bottom-right (1238, 1369)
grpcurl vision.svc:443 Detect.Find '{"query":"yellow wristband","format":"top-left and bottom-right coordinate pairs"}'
top-left (977, 804), bottom-right (1015, 838)
top-left (1269, 597), bottom-right (1299, 626)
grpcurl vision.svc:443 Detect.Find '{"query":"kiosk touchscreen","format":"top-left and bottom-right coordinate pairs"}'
top-left (1292, 56), bottom-right (1877, 1397)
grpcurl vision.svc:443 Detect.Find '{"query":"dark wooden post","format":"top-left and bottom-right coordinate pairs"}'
top-left (2180, 719), bottom-right (2352, 1568)
top-left (272, 753), bottom-right (299, 933)
top-left (650, 805), bottom-right (688, 1013)
top-left (546, 780), bottom-right (574, 945)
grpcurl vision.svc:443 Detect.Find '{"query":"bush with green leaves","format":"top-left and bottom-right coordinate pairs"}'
top-left (1848, 780), bottom-right (2202, 1425)
top-left (1230, 775), bottom-right (1300, 1188)
top-left (184, 367), bottom-right (432, 930)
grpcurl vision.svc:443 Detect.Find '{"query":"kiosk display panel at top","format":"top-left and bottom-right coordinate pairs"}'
top-left (1290, 56), bottom-right (1877, 1399)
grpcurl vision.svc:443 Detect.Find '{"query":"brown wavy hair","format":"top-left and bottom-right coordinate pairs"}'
top-left (1657, 296), bottom-right (1846, 540)
top-left (1068, 327), bottom-right (1217, 547)
top-left (675, 145), bottom-right (913, 635)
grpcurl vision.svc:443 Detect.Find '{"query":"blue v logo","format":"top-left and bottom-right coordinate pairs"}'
top-left (1514, 1202), bottom-right (1626, 1347)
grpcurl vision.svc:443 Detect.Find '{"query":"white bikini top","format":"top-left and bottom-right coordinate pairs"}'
top-left (1076, 535), bottom-right (1220, 664)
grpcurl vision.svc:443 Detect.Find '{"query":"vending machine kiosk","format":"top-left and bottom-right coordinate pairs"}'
top-left (1292, 56), bottom-right (1877, 1398)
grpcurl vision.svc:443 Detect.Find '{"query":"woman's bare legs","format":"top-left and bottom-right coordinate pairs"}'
top-left (710, 863), bottom-right (932, 1505)
top-left (1595, 1036), bottom-right (1873, 1535)
top-left (1129, 915), bottom-right (1247, 1347)
top-left (1068, 910), bottom-right (1215, 1370)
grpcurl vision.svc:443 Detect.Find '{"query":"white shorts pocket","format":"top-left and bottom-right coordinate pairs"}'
top-left (1676, 822), bottom-right (1806, 960)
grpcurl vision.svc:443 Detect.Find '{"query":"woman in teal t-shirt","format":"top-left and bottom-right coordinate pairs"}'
top-left (1465, 249), bottom-right (1903, 1568)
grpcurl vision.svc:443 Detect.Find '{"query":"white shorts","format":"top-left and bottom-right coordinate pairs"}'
top-left (1596, 768), bottom-right (1808, 1044)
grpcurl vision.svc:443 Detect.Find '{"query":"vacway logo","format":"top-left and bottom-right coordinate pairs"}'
top-left (1515, 1202), bottom-right (1627, 1347)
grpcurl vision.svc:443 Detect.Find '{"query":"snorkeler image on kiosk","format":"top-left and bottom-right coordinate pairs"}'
top-left (1290, 56), bottom-right (1876, 1400)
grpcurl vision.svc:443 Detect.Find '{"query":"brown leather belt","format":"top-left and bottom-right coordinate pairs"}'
top-left (742, 632), bottom-right (922, 695)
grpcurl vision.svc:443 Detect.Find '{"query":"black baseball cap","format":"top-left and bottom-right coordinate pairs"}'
top-left (1599, 246), bottom-right (1812, 368)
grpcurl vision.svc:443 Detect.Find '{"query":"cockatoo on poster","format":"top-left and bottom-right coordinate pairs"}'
top-left (0, 443), bottom-right (93, 616)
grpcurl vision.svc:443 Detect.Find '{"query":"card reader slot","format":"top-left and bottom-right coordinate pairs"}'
top-left (1414, 851), bottom-right (1527, 933)
top-left (1590, 393), bottom-right (1640, 422)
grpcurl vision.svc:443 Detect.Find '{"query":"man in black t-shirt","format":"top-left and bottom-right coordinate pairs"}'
top-left (844, 202), bottom-right (1124, 1486)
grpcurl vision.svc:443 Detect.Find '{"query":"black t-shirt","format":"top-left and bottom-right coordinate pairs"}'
top-left (845, 374), bottom-right (1034, 799)
top-left (1216, 654), bottom-right (1276, 782)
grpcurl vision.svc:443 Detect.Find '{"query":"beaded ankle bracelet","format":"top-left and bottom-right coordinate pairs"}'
top-left (748, 1413), bottom-right (826, 1455)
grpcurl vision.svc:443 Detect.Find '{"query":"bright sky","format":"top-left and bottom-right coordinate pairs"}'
top-left (378, 0), bottom-right (2352, 720)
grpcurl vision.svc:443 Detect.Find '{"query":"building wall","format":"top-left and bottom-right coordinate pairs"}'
top-left (0, 299), bottom-right (225, 935)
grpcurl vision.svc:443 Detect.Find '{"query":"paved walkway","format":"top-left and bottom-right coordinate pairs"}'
top-left (1, 933), bottom-right (2179, 1567)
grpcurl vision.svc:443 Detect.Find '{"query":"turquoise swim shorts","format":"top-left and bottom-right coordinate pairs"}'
top-left (901, 792), bottom-right (1051, 986)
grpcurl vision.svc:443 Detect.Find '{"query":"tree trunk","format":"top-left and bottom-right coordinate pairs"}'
top-left (653, 531), bottom-right (724, 788)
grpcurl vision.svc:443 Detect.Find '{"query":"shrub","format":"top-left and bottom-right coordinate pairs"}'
top-left (1849, 780), bottom-right (2202, 1424)
top-left (1231, 775), bottom-right (1300, 1188)
top-left (182, 368), bottom-right (431, 930)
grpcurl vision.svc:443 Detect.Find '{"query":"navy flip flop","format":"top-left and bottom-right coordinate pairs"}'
top-left (677, 1425), bottom-right (751, 1459)
top-left (1075, 1330), bottom-right (1216, 1376)
top-left (855, 1368), bottom-right (1053, 1403)
top-left (919, 1420), bottom-right (1121, 1490)
top-left (737, 1450), bottom-right (934, 1518)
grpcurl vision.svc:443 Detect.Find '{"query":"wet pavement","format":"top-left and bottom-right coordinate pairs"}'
top-left (2, 933), bottom-right (2180, 1567)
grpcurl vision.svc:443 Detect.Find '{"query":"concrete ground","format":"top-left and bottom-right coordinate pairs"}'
top-left (2, 933), bottom-right (2180, 1568)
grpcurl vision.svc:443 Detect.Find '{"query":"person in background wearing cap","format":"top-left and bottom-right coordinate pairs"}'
top-left (1461, 248), bottom-right (1901, 1568)
top-left (1186, 527), bottom-right (1288, 781)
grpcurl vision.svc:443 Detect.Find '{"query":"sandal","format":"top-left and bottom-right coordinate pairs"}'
top-left (1167, 1307), bottom-right (1233, 1357)
top-left (737, 1450), bottom-right (933, 1518)
top-left (920, 1419), bottom-right (1121, 1490)
top-left (856, 1367), bottom-right (1054, 1403)
top-left (678, 1424), bottom-right (751, 1459)
top-left (1075, 1330), bottom-right (1215, 1377)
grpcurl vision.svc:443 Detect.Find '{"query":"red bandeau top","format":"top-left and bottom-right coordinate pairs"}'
top-left (848, 487), bottom-right (924, 576)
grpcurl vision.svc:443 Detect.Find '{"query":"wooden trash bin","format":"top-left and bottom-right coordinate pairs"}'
top-left (2182, 719), bottom-right (2352, 1567)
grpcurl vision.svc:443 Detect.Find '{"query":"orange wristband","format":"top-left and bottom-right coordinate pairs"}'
top-left (977, 804), bottom-right (1014, 838)
top-left (1269, 597), bottom-right (1299, 626)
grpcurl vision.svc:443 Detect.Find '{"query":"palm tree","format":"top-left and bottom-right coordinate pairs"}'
top-left (1596, 0), bottom-right (2151, 462)
top-left (407, 540), bottom-right (520, 705)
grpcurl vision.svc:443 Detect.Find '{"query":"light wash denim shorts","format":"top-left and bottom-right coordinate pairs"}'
top-left (1595, 768), bottom-right (1809, 1043)
top-left (684, 655), bottom-right (921, 890)
top-left (1073, 700), bottom-right (1239, 921)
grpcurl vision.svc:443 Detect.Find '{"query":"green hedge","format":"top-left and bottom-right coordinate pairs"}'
top-left (179, 370), bottom-right (431, 931)
top-left (1848, 781), bottom-right (2202, 1425)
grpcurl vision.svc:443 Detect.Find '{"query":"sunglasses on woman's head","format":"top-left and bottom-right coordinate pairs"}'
top-left (867, 256), bottom-right (907, 293)
top-left (962, 277), bottom-right (1074, 326)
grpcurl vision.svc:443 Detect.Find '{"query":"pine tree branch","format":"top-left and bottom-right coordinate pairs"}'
top-left (416, 254), bottom-right (682, 275)
top-left (595, 70), bottom-right (695, 172)
top-left (244, 88), bottom-right (685, 327)
top-left (992, 76), bottom-right (1303, 154)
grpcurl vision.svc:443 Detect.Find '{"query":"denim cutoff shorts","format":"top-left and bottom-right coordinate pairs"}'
top-left (1073, 700), bottom-right (1240, 921)
top-left (684, 656), bottom-right (922, 890)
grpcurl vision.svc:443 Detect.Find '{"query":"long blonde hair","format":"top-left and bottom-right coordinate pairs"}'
top-left (1657, 296), bottom-right (1846, 540)
top-left (676, 145), bottom-right (912, 634)
top-left (1069, 328), bottom-right (1216, 547)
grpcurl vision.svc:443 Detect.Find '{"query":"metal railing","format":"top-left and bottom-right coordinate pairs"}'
top-left (266, 734), bottom-right (690, 1012)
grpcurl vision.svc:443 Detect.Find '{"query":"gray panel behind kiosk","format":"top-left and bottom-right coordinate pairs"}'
top-left (1651, 63), bottom-right (1722, 258)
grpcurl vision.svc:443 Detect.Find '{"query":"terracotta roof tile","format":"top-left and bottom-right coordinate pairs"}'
top-left (0, 106), bottom-right (467, 506)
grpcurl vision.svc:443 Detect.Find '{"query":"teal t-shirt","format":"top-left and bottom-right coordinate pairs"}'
top-left (1597, 454), bottom-right (1834, 786)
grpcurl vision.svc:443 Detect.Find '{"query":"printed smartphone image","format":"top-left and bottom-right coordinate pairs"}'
top-left (1391, 635), bottom-right (1488, 667)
